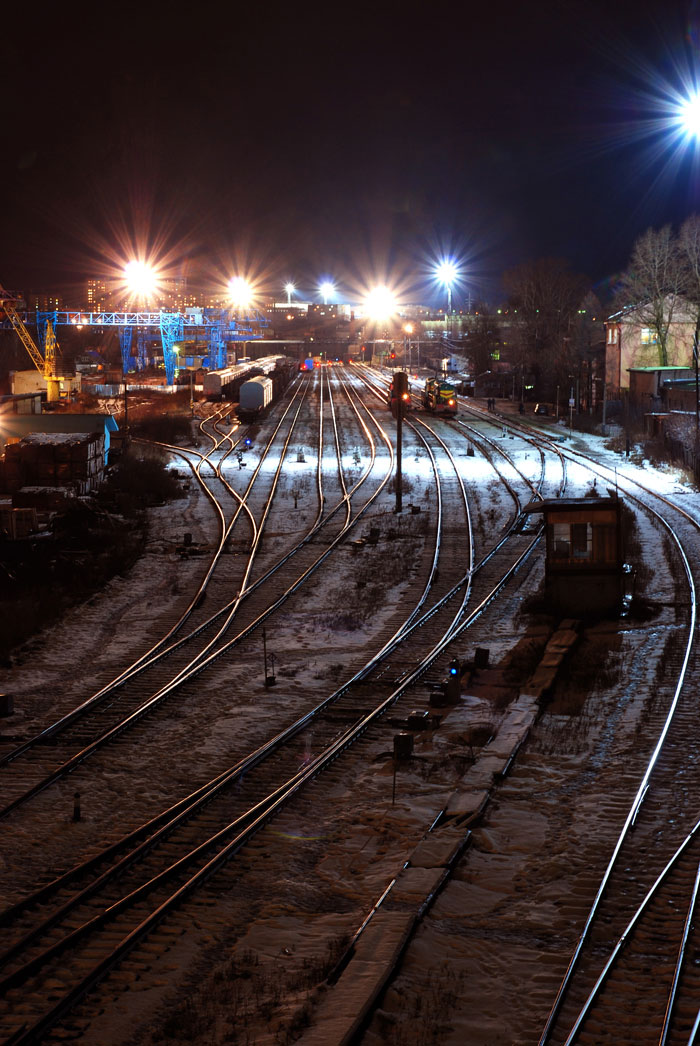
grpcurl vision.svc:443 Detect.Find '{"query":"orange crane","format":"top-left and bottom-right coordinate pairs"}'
top-left (0, 288), bottom-right (62, 402)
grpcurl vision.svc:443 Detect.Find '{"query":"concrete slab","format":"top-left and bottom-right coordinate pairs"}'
top-left (409, 825), bottom-right (469, 868)
top-left (301, 911), bottom-right (416, 1046)
top-left (391, 864), bottom-right (447, 904)
top-left (444, 788), bottom-right (490, 821)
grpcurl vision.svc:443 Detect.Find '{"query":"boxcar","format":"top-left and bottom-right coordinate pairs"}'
top-left (238, 376), bottom-right (274, 419)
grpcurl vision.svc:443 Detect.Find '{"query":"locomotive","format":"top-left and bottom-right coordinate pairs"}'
top-left (422, 377), bottom-right (458, 416)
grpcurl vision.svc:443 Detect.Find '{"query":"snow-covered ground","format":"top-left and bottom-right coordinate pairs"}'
top-left (1, 395), bottom-right (697, 1045)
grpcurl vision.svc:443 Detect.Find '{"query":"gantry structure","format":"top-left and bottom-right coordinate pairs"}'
top-left (4, 307), bottom-right (269, 385)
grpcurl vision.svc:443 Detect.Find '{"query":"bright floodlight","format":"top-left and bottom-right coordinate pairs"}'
top-left (124, 260), bottom-right (157, 300)
top-left (679, 92), bottom-right (700, 139)
top-left (285, 282), bottom-right (295, 303)
top-left (365, 285), bottom-right (396, 322)
top-left (435, 259), bottom-right (458, 287)
top-left (435, 259), bottom-right (459, 313)
top-left (229, 276), bottom-right (252, 310)
top-left (319, 280), bottom-right (335, 304)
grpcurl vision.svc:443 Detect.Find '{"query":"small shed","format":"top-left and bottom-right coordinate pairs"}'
top-left (524, 496), bottom-right (624, 614)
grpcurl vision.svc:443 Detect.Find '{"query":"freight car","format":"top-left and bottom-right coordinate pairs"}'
top-left (203, 363), bottom-right (254, 399)
top-left (422, 377), bottom-right (458, 416)
top-left (235, 356), bottom-right (297, 421)
top-left (238, 376), bottom-right (274, 420)
top-left (203, 356), bottom-right (289, 400)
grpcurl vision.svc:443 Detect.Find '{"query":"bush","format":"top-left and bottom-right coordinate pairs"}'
top-left (102, 446), bottom-right (184, 512)
top-left (131, 410), bottom-right (194, 444)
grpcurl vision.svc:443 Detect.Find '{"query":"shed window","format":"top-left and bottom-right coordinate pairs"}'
top-left (572, 522), bottom-right (592, 559)
top-left (551, 523), bottom-right (570, 558)
top-left (550, 521), bottom-right (593, 560)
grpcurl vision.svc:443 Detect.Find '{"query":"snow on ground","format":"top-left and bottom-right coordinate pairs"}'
top-left (2, 395), bottom-right (698, 1045)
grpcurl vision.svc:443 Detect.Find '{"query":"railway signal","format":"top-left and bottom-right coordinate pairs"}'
top-left (444, 658), bottom-right (462, 703)
top-left (392, 371), bottom-right (410, 513)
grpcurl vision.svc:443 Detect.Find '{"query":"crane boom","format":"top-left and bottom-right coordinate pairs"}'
top-left (1, 295), bottom-right (45, 374)
top-left (1, 287), bottom-right (63, 401)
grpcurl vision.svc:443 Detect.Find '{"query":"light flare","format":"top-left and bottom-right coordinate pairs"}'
top-left (124, 260), bottom-right (159, 301)
top-left (364, 284), bottom-right (397, 322)
top-left (229, 276), bottom-right (253, 310)
top-left (678, 91), bottom-right (700, 140)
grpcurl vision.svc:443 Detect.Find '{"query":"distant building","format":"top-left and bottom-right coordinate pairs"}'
top-left (26, 291), bottom-right (62, 312)
top-left (10, 369), bottom-right (81, 398)
top-left (86, 279), bottom-right (110, 312)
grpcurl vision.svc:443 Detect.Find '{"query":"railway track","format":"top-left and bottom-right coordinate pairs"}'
top-left (0, 370), bottom-right (579, 1043)
top-left (354, 394), bottom-right (700, 1046)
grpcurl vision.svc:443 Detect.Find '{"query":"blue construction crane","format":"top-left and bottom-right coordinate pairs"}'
top-left (5, 307), bottom-right (269, 385)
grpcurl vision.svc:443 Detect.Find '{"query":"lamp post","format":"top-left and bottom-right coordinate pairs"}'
top-left (229, 276), bottom-right (252, 316)
top-left (403, 323), bottom-right (413, 370)
top-left (319, 280), bottom-right (335, 306)
top-left (285, 282), bottom-right (295, 306)
top-left (435, 260), bottom-right (458, 333)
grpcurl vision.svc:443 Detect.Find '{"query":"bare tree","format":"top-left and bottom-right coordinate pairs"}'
top-left (615, 225), bottom-right (689, 366)
top-left (502, 258), bottom-right (590, 398)
top-left (464, 308), bottom-right (502, 378)
top-left (679, 214), bottom-right (700, 345)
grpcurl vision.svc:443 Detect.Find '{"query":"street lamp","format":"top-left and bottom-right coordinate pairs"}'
top-left (678, 90), bottom-right (700, 140)
top-left (435, 260), bottom-right (458, 316)
top-left (676, 90), bottom-right (700, 444)
top-left (124, 260), bottom-right (160, 306)
top-left (229, 276), bottom-right (252, 312)
top-left (403, 323), bottom-right (414, 371)
top-left (319, 280), bottom-right (335, 305)
top-left (364, 286), bottom-right (397, 366)
top-left (285, 282), bottom-right (295, 305)
top-left (365, 285), bottom-right (396, 323)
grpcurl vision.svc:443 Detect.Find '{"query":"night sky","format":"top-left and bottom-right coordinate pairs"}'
top-left (2, 0), bottom-right (699, 307)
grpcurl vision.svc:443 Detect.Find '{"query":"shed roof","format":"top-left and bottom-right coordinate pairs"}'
top-left (523, 497), bottom-right (618, 515)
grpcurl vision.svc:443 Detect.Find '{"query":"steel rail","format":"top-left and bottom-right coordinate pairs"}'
top-left (0, 382), bottom-right (310, 767)
top-left (0, 502), bottom-right (548, 1046)
top-left (559, 822), bottom-right (700, 1046)
top-left (0, 376), bottom-right (393, 818)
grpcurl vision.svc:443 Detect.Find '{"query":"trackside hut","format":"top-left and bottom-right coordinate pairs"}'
top-left (524, 497), bottom-right (623, 614)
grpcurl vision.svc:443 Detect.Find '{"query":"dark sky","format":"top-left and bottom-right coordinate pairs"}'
top-left (2, 0), bottom-right (700, 306)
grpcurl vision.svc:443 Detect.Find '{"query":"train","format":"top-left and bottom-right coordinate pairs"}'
top-left (422, 377), bottom-right (458, 415)
top-left (299, 357), bottom-right (315, 372)
top-left (238, 376), bottom-right (273, 419)
top-left (203, 362), bottom-right (254, 399)
top-left (235, 356), bottom-right (297, 421)
top-left (203, 356), bottom-right (289, 400)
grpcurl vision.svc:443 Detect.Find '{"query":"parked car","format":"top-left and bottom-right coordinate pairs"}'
top-left (534, 403), bottom-right (550, 415)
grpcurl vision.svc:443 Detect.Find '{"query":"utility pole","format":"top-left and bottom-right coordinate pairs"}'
top-left (690, 311), bottom-right (694, 456)
top-left (392, 371), bottom-right (409, 513)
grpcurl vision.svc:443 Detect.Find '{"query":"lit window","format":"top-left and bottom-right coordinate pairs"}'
top-left (641, 328), bottom-right (658, 344)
